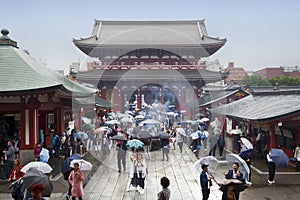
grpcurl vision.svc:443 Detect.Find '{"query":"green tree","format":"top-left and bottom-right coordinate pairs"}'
top-left (242, 75), bottom-right (271, 86)
top-left (269, 76), bottom-right (300, 86)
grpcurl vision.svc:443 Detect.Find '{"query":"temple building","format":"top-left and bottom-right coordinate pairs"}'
top-left (0, 29), bottom-right (95, 160)
top-left (73, 20), bottom-right (227, 114)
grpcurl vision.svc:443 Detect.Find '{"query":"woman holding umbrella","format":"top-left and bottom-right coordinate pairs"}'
top-left (136, 154), bottom-right (147, 194)
top-left (68, 162), bottom-right (84, 200)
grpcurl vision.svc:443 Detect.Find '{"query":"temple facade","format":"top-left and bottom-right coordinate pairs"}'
top-left (73, 20), bottom-right (227, 114)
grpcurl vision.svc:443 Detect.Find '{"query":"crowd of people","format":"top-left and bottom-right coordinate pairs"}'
top-left (2, 106), bottom-right (300, 200)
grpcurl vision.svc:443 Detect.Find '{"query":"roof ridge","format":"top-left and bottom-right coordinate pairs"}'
top-left (94, 19), bottom-right (205, 24)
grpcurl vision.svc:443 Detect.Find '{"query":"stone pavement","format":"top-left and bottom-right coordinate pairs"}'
top-left (1, 143), bottom-right (300, 200)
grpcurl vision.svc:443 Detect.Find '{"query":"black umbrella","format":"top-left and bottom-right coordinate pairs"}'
top-left (111, 135), bottom-right (127, 141)
top-left (157, 132), bottom-right (170, 140)
top-left (22, 168), bottom-right (53, 197)
top-left (220, 179), bottom-right (248, 193)
top-left (137, 130), bottom-right (152, 139)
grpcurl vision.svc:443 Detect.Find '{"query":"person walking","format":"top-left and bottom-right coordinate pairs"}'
top-left (176, 124), bottom-right (185, 153)
top-left (264, 148), bottom-right (276, 184)
top-left (157, 177), bottom-right (170, 200)
top-left (52, 131), bottom-right (60, 158)
top-left (218, 135), bottom-right (225, 159)
top-left (239, 150), bottom-right (252, 182)
top-left (94, 133), bottom-right (101, 156)
top-left (127, 152), bottom-right (138, 192)
top-left (8, 158), bottom-right (24, 182)
top-left (117, 140), bottom-right (127, 172)
top-left (68, 162), bottom-right (84, 200)
top-left (294, 144), bottom-right (300, 172)
top-left (161, 139), bottom-right (170, 161)
top-left (208, 133), bottom-right (218, 157)
top-left (200, 163), bottom-right (213, 200)
top-left (223, 162), bottom-right (244, 200)
top-left (136, 154), bottom-right (147, 194)
top-left (34, 143), bottom-right (42, 161)
top-left (201, 128), bottom-right (209, 151)
top-left (3, 140), bottom-right (15, 179)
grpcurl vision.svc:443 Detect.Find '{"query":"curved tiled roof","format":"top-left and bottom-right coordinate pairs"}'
top-left (73, 20), bottom-right (226, 57)
top-left (0, 45), bottom-right (95, 96)
top-left (210, 91), bottom-right (300, 122)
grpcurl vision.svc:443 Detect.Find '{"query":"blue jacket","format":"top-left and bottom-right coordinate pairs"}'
top-left (226, 169), bottom-right (244, 182)
top-left (200, 171), bottom-right (209, 190)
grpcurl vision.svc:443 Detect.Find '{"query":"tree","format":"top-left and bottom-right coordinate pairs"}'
top-left (269, 76), bottom-right (300, 86)
top-left (242, 75), bottom-right (271, 86)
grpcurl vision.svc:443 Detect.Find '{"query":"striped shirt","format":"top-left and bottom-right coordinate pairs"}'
top-left (157, 188), bottom-right (170, 200)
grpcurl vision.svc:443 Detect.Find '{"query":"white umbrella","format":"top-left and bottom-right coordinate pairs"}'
top-left (193, 156), bottom-right (219, 172)
top-left (200, 117), bottom-right (210, 122)
top-left (21, 161), bottom-right (53, 173)
top-left (226, 154), bottom-right (250, 182)
top-left (94, 126), bottom-right (109, 133)
top-left (141, 119), bottom-right (161, 125)
top-left (166, 112), bottom-right (176, 116)
top-left (105, 120), bottom-right (121, 125)
top-left (230, 129), bottom-right (242, 134)
top-left (240, 138), bottom-right (253, 149)
top-left (135, 115), bottom-right (145, 119)
top-left (120, 117), bottom-right (133, 124)
top-left (70, 159), bottom-right (93, 171)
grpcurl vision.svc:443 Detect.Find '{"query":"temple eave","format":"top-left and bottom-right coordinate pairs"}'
top-left (74, 41), bottom-right (226, 58)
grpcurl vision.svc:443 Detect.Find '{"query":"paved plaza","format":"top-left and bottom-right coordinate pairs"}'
top-left (1, 143), bottom-right (300, 199)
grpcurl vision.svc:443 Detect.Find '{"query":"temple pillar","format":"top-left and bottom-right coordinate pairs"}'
top-left (269, 124), bottom-right (276, 148)
top-left (55, 106), bottom-right (64, 135)
top-left (137, 88), bottom-right (141, 110)
top-left (158, 88), bottom-right (163, 104)
top-left (113, 87), bottom-right (122, 112)
top-left (20, 97), bottom-right (26, 148)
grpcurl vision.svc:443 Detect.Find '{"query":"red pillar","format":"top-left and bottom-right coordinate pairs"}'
top-left (159, 88), bottom-right (163, 104)
top-left (113, 87), bottom-right (122, 112)
top-left (270, 124), bottom-right (276, 148)
top-left (20, 97), bottom-right (26, 149)
top-left (55, 106), bottom-right (64, 135)
top-left (137, 88), bottom-right (141, 110)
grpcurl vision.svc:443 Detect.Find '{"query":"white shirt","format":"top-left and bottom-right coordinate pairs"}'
top-left (267, 153), bottom-right (273, 162)
top-left (233, 170), bottom-right (238, 179)
top-left (206, 172), bottom-right (211, 189)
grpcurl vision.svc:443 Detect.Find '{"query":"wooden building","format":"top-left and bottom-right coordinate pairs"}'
top-left (0, 29), bottom-right (95, 157)
top-left (73, 20), bottom-right (227, 114)
top-left (211, 89), bottom-right (300, 157)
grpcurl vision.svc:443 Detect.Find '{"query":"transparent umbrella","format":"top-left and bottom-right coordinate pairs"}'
top-left (21, 161), bottom-right (52, 174)
top-left (193, 156), bottom-right (219, 171)
top-left (70, 159), bottom-right (93, 171)
top-left (226, 154), bottom-right (250, 182)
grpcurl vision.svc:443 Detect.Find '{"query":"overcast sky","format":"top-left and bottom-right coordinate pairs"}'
top-left (1, 0), bottom-right (299, 72)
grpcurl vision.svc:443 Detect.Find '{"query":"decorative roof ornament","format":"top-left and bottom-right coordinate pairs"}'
top-left (0, 29), bottom-right (18, 48)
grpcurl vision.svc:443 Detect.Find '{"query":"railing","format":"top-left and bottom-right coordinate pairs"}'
top-left (90, 64), bottom-right (207, 70)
